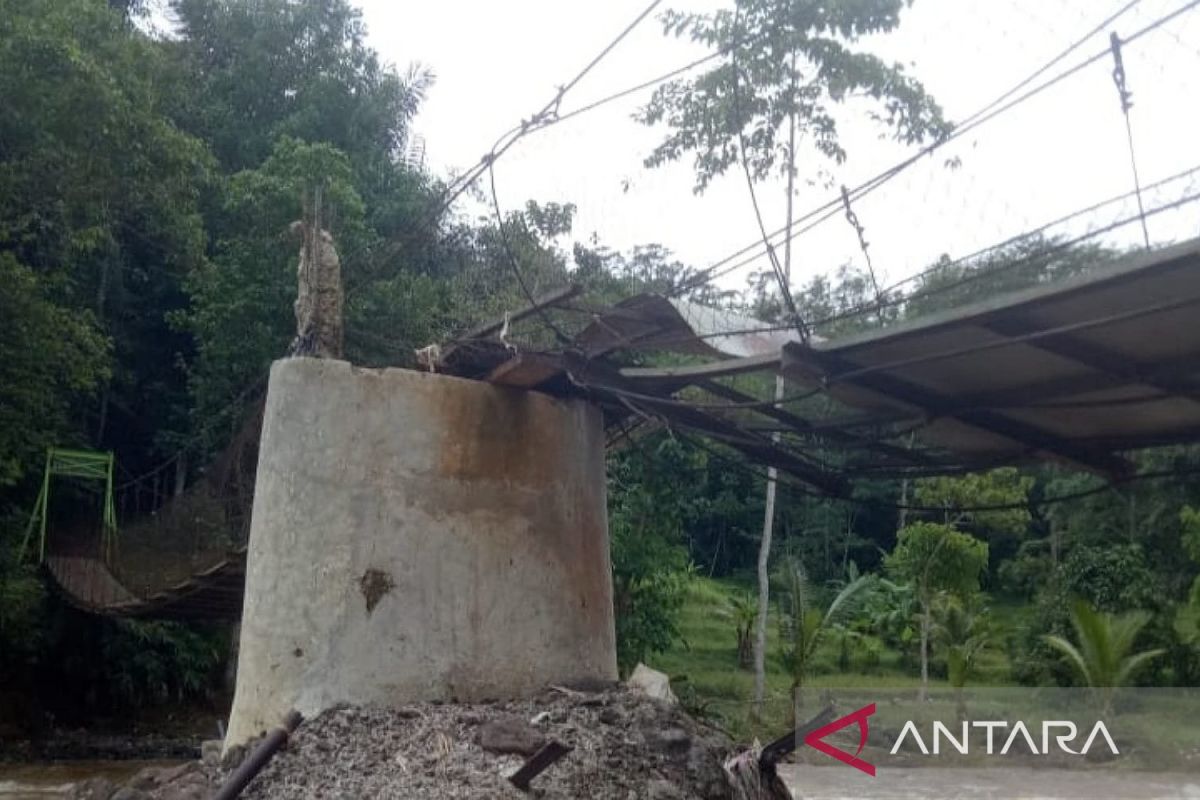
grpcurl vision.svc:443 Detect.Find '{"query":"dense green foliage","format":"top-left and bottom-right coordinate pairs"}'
top-left (0, 0), bottom-right (549, 730)
top-left (608, 440), bottom-right (696, 675)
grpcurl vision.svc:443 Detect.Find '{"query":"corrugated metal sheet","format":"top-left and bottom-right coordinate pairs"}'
top-left (574, 293), bottom-right (808, 358)
top-left (782, 237), bottom-right (1200, 477)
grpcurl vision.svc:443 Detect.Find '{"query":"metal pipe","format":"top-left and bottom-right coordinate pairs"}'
top-left (508, 740), bottom-right (573, 791)
top-left (212, 710), bottom-right (303, 800)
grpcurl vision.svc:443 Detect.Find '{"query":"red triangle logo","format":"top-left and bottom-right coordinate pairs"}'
top-left (802, 703), bottom-right (876, 776)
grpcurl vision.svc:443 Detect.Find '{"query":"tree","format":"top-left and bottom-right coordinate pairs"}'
top-left (175, 137), bottom-right (372, 449)
top-left (607, 436), bottom-right (698, 675)
top-left (1181, 506), bottom-right (1200, 607)
top-left (0, 0), bottom-right (211, 471)
top-left (639, 0), bottom-right (947, 715)
top-left (0, 256), bottom-right (110, 488)
top-left (885, 521), bottom-right (988, 698)
top-left (933, 594), bottom-right (990, 718)
top-left (168, 0), bottom-right (429, 179)
top-left (639, 0), bottom-right (948, 193)
top-left (914, 468), bottom-right (1032, 538)
top-left (934, 597), bottom-right (988, 686)
top-left (777, 559), bottom-right (874, 693)
top-left (904, 237), bottom-right (1118, 321)
top-left (722, 591), bottom-right (759, 669)
top-left (1042, 599), bottom-right (1165, 714)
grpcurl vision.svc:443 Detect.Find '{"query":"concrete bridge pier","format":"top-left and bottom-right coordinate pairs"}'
top-left (225, 358), bottom-right (616, 747)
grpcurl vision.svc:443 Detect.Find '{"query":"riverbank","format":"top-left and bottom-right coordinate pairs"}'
top-left (0, 760), bottom-right (183, 800)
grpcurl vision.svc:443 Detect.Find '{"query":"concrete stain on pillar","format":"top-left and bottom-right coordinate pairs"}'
top-left (434, 383), bottom-right (565, 488)
top-left (359, 568), bottom-right (395, 614)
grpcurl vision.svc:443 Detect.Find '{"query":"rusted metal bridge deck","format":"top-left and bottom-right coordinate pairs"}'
top-left (46, 549), bottom-right (246, 621)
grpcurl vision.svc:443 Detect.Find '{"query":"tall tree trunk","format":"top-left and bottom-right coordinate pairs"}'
top-left (822, 515), bottom-right (829, 567)
top-left (896, 433), bottom-right (914, 533)
top-left (753, 405), bottom-right (781, 718)
top-left (841, 509), bottom-right (854, 574)
top-left (174, 453), bottom-right (187, 498)
top-left (919, 598), bottom-right (930, 702)
top-left (95, 256), bottom-right (111, 442)
top-left (752, 49), bottom-right (800, 721)
top-left (1126, 493), bottom-right (1137, 542)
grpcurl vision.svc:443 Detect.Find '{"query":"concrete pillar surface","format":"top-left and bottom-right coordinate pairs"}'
top-left (225, 358), bottom-right (615, 746)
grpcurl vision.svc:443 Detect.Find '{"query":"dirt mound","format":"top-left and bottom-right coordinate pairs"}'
top-left (133, 686), bottom-right (737, 799)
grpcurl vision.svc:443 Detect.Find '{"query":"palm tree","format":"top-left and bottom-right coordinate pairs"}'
top-left (721, 591), bottom-right (758, 670)
top-left (1042, 599), bottom-right (1165, 714)
top-left (933, 595), bottom-right (990, 719)
top-left (934, 596), bottom-right (990, 690)
top-left (778, 560), bottom-right (875, 694)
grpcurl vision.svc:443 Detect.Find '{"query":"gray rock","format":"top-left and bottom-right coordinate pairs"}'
top-left (69, 777), bottom-right (116, 800)
top-left (157, 773), bottom-right (212, 800)
top-left (126, 766), bottom-right (163, 791)
top-left (220, 742), bottom-right (247, 769)
top-left (110, 788), bottom-right (149, 800)
top-left (650, 727), bottom-right (692, 754)
top-left (689, 734), bottom-right (733, 799)
top-left (200, 739), bottom-right (223, 765)
top-left (157, 762), bottom-right (198, 784)
top-left (598, 707), bottom-right (622, 725)
top-left (627, 663), bottom-right (677, 705)
top-left (647, 777), bottom-right (685, 799)
top-left (476, 716), bottom-right (546, 756)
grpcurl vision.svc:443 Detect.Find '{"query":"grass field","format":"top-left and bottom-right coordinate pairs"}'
top-left (644, 576), bottom-right (988, 740)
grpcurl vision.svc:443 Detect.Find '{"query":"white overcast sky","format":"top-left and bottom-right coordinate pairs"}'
top-left (359, 0), bottom-right (1199, 293)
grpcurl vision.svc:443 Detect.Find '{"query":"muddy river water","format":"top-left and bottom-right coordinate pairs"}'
top-left (0, 761), bottom-right (181, 799)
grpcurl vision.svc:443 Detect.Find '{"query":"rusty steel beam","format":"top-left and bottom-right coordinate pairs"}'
top-left (784, 344), bottom-right (1134, 480)
top-left (566, 354), bottom-right (846, 495)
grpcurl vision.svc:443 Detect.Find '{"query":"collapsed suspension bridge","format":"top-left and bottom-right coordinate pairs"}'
top-left (24, 237), bottom-right (1200, 621)
top-left (22, 0), bottom-right (1200, 622)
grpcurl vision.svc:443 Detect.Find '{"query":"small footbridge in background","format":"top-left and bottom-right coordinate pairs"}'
top-left (23, 409), bottom-right (262, 622)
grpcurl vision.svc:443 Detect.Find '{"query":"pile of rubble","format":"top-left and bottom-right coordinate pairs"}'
top-left (82, 669), bottom-right (743, 799)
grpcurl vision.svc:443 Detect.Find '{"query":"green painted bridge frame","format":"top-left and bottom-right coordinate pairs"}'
top-left (20, 447), bottom-right (117, 563)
